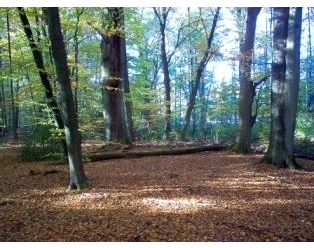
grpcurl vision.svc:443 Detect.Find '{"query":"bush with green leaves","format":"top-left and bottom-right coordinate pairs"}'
top-left (20, 124), bottom-right (65, 161)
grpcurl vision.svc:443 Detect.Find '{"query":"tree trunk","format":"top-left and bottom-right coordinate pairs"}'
top-left (0, 79), bottom-right (7, 135)
top-left (181, 7), bottom-right (220, 140)
top-left (160, 25), bottom-right (172, 140)
top-left (307, 8), bottom-right (314, 112)
top-left (46, 7), bottom-right (87, 190)
top-left (234, 7), bottom-right (261, 153)
top-left (262, 7), bottom-right (302, 169)
top-left (283, 7), bottom-right (302, 168)
top-left (7, 10), bottom-right (18, 141)
top-left (100, 7), bottom-right (131, 144)
top-left (72, 8), bottom-right (84, 117)
top-left (121, 10), bottom-right (134, 141)
top-left (0, 39), bottom-right (7, 136)
top-left (88, 144), bottom-right (226, 162)
top-left (17, 7), bottom-right (67, 155)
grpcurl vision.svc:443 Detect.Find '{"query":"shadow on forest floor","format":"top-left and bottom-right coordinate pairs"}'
top-left (0, 148), bottom-right (314, 241)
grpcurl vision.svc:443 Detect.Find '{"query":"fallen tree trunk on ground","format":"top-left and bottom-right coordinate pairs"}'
top-left (86, 144), bottom-right (226, 162)
top-left (252, 149), bottom-right (314, 161)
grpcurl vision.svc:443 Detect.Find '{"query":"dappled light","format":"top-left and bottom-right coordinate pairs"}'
top-left (1, 6), bottom-right (314, 241)
top-left (1, 148), bottom-right (314, 241)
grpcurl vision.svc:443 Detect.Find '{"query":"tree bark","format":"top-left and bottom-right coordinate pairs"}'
top-left (262, 7), bottom-right (302, 169)
top-left (46, 7), bottom-right (87, 190)
top-left (181, 7), bottom-right (220, 140)
top-left (283, 7), bottom-right (302, 168)
top-left (306, 8), bottom-right (314, 112)
top-left (17, 7), bottom-right (67, 155)
top-left (72, 8), bottom-right (84, 117)
top-left (7, 10), bottom-right (18, 141)
top-left (100, 7), bottom-right (131, 144)
top-left (234, 7), bottom-right (261, 153)
top-left (153, 8), bottom-right (172, 140)
top-left (0, 38), bottom-right (7, 136)
top-left (120, 10), bottom-right (134, 141)
top-left (88, 144), bottom-right (225, 162)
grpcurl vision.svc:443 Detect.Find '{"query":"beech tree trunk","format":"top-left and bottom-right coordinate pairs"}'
top-left (262, 7), bottom-right (302, 169)
top-left (100, 7), bottom-right (131, 144)
top-left (283, 7), bottom-right (302, 168)
top-left (234, 7), bottom-right (261, 153)
top-left (121, 12), bottom-right (134, 141)
top-left (46, 7), bottom-right (87, 190)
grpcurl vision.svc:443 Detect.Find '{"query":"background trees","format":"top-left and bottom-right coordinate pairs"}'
top-left (0, 7), bottom-right (313, 169)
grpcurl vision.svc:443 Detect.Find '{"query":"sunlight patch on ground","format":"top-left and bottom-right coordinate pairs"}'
top-left (141, 197), bottom-right (217, 213)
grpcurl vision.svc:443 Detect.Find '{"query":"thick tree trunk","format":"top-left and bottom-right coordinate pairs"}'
top-left (262, 7), bottom-right (302, 169)
top-left (234, 7), bottom-right (261, 153)
top-left (17, 7), bottom-right (67, 155)
top-left (100, 7), bottom-right (131, 144)
top-left (283, 7), bottom-right (302, 168)
top-left (121, 20), bottom-right (134, 141)
top-left (46, 7), bottom-right (87, 190)
top-left (181, 7), bottom-right (220, 141)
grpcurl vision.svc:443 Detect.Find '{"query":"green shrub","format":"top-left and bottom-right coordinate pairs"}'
top-left (20, 124), bottom-right (64, 161)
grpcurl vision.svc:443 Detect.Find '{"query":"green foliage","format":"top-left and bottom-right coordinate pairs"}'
top-left (20, 124), bottom-right (64, 161)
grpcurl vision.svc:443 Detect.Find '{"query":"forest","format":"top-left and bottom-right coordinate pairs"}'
top-left (0, 7), bottom-right (314, 242)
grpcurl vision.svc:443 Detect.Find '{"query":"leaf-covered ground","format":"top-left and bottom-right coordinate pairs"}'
top-left (0, 146), bottom-right (314, 241)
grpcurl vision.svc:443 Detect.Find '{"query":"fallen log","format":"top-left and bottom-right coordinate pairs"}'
top-left (295, 153), bottom-right (314, 161)
top-left (252, 149), bottom-right (314, 161)
top-left (86, 144), bottom-right (226, 162)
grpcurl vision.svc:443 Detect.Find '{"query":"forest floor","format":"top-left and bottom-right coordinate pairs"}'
top-left (0, 145), bottom-right (314, 241)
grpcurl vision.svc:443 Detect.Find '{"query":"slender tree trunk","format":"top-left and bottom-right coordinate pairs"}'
top-left (181, 7), bottom-right (220, 140)
top-left (262, 7), bottom-right (302, 169)
top-left (307, 8), bottom-right (314, 111)
top-left (0, 40), bottom-right (7, 136)
top-left (160, 25), bottom-right (172, 140)
top-left (17, 7), bottom-right (67, 155)
top-left (7, 10), bottom-right (18, 140)
top-left (234, 7), bottom-right (261, 153)
top-left (100, 7), bottom-right (131, 144)
top-left (72, 8), bottom-right (84, 117)
top-left (46, 7), bottom-right (87, 190)
top-left (0, 80), bottom-right (7, 135)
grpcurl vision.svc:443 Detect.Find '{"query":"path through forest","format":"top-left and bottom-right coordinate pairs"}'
top-left (0, 146), bottom-right (314, 241)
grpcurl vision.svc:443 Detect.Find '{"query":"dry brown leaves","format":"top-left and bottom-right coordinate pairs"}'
top-left (0, 146), bottom-right (314, 241)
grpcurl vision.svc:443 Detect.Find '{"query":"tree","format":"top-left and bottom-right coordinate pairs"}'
top-left (0, 34), bottom-right (8, 136)
top-left (283, 7), bottom-right (303, 168)
top-left (7, 9), bottom-right (18, 140)
top-left (153, 7), bottom-right (172, 140)
top-left (306, 8), bottom-right (314, 112)
top-left (72, 7), bottom-right (84, 117)
top-left (262, 7), bottom-right (302, 168)
top-left (98, 7), bottom-right (131, 144)
top-left (233, 7), bottom-right (262, 153)
top-left (181, 7), bottom-right (220, 140)
top-left (17, 7), bottom-right (67, 155)
top-left (46, 7), bottom-right (87, 190)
